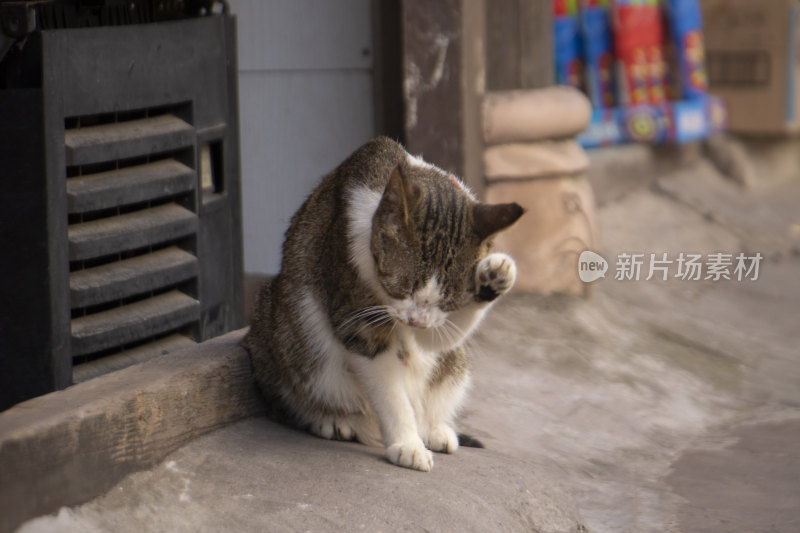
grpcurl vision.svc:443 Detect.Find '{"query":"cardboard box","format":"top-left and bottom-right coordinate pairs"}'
top-left (701, 0), bottom-right (800, 134)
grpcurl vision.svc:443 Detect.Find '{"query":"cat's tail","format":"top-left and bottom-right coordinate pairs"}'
top-left (457, 433), bottom-right (485, 448)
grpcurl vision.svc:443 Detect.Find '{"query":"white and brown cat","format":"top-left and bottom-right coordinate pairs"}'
top-left (243, 137), bottom-right (523, 471)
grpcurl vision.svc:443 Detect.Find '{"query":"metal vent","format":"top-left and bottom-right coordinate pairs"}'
top-left (65, 105), bottom-right (201, 374)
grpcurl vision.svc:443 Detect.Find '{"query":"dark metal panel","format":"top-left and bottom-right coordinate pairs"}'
top-left (64, 115), bottom-right (195, 166)
top-left (1, 15), bottom-right (244, 407)
top-left (42, 31), bottom-right (75, 398)
top-left (70, 290), bottom-right (200, 356)
top-left (46, 17), bottom-right (230, 130)
top-left (71, 333), bottom-right (196, 384)
top-left (0, 89), bottom-right (67, 410)
top-left (66, 159), bottom-right (196, 214)
top-left (193, 14), bottom-right (244, 338)
top-left (67, 203), bottom-right (198, 262)
top-left (70, 246), bottom-right (198, 308)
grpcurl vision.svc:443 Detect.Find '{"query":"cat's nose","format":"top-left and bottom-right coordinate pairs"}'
top-left (407, 307), bottom-right (432, 329)
top-left (407, 316), bottom-right (430, 329)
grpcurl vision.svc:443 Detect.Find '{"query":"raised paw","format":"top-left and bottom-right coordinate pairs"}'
top-left (386, 439), bottom-right (434, 472)
top-left (425, 424), bottom-right (459, 454)
top-left (475, 253), bottom-right (517, 302)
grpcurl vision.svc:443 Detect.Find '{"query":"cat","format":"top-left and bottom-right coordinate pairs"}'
top-left (242, 137), bottom-right (523, 471)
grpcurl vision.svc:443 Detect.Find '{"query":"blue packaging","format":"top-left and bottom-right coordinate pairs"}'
top-left (663, 0), bottom-right (708, 99)
top-left (581, 6), bottom-right (616, 107)
top-left (554, 14), bottom-right (584, 89)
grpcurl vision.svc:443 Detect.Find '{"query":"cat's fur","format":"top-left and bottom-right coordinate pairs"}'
top-left (242, 137), bottom-right (523, 471)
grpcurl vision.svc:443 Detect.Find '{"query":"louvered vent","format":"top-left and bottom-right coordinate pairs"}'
top-left (65, 105), bottom-right (201, 371)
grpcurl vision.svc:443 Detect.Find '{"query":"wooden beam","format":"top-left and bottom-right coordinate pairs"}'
top-left (486, 0), bottom-right (554, 91)
top-left (372, 0), bottom-right (405, 142)
top-left (0, 330), bottom-right (265, 533)
top-left (402, 0), bottom-right (465, 177)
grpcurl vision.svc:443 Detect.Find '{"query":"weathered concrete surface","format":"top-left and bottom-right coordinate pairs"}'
top-left (667, 419), bottom-right (800, 533)
top-left (18, 419), bottom-right (585, 533)
top-left (461, 256), bottom-right (800, 532)
top-left (460, 151), bottom-right (800, 532)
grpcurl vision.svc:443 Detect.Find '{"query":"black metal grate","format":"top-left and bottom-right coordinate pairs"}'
top-left (35, 0), bottom-right (220, 30)
top-left (65, 103), bottom-right (201, 367)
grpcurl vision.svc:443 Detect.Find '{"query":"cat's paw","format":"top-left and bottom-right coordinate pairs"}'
top-left (475, 253), bottom-right (517, 302)
top-left (310, 417), bottom-right (355, 441)
top-left (425, 424), bottom-right (459, 454)
top-left (386, 439), bottom-right (434, 472)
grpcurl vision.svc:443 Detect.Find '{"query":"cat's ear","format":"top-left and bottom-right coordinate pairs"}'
top-left (375, 166), bottom-right (420, 230)
top-left (472, 202), bottom-right (524, 240)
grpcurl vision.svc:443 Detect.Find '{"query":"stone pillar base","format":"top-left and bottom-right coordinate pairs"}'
top-left (483, 139), bottom-right (598, 296)
top-left (486, 173), bottom-right (598, 296)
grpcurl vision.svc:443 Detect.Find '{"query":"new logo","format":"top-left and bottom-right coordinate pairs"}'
top-left (578, 250), bottom-right (608, 283)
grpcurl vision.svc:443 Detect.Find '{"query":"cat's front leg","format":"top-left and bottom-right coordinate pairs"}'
top-left (421, 348), bottom-right (469, 454)
top-left (350, 351), bottom-right (434, 472)
top-left (442, 253), bottom-right (517, 342)
top-left (475, 252), bottom-right (517, 303)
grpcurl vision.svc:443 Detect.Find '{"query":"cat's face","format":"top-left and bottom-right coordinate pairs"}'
top-left (370, 164), bottom-right (522, 329)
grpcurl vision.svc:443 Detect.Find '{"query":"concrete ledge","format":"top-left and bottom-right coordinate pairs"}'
top-left (0, 329), bottom-right (264, 533)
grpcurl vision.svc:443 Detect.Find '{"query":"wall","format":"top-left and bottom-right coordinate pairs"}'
top-left (228, 0), bottom-right (376, 274)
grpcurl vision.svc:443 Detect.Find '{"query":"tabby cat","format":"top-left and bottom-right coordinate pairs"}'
top-left (242, 137), bottom-right (523, 471)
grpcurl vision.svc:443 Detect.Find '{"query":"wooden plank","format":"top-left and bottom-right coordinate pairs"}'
top-left (68, 203), bottom-right (197, 262)
top-left (70, 246), bottom-right (198, 309)
top-left (65, 114), bottom-right (195, 166)
top-left (70, 290), bottom-right (200, 356)
top-left (67, 159), bottom-right (196, 214)
top-left (0, 330), bottom-right (264, 533)
top-left (462, 0), bottom-right (488, 198)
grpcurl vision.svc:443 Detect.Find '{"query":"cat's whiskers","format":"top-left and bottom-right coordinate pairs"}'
top-left (338, 305), bottom-right (390, 329)
top-left (387, 319), bottom-right (399, 338)
top-left (441, 318), bottom-right (476, 353)
top-left (430, 319), bottom-right (458, 351)
top-left (360, 313), bottom-right (394, 332)
top-left (337, 305), bottom-right (396, 337)
top-left (448, 319), bottom-right (481, 355)
top-left (430, 326), bottom-right (444, 351)
top-left (441, 325), bottom-right (458, 351)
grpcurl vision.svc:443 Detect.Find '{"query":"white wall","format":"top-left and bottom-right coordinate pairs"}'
top-left (229, 0), bottom-right (376, 274)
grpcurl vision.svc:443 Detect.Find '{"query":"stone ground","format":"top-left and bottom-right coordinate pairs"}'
top-left (17, 144), bottom-right (800, 532)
